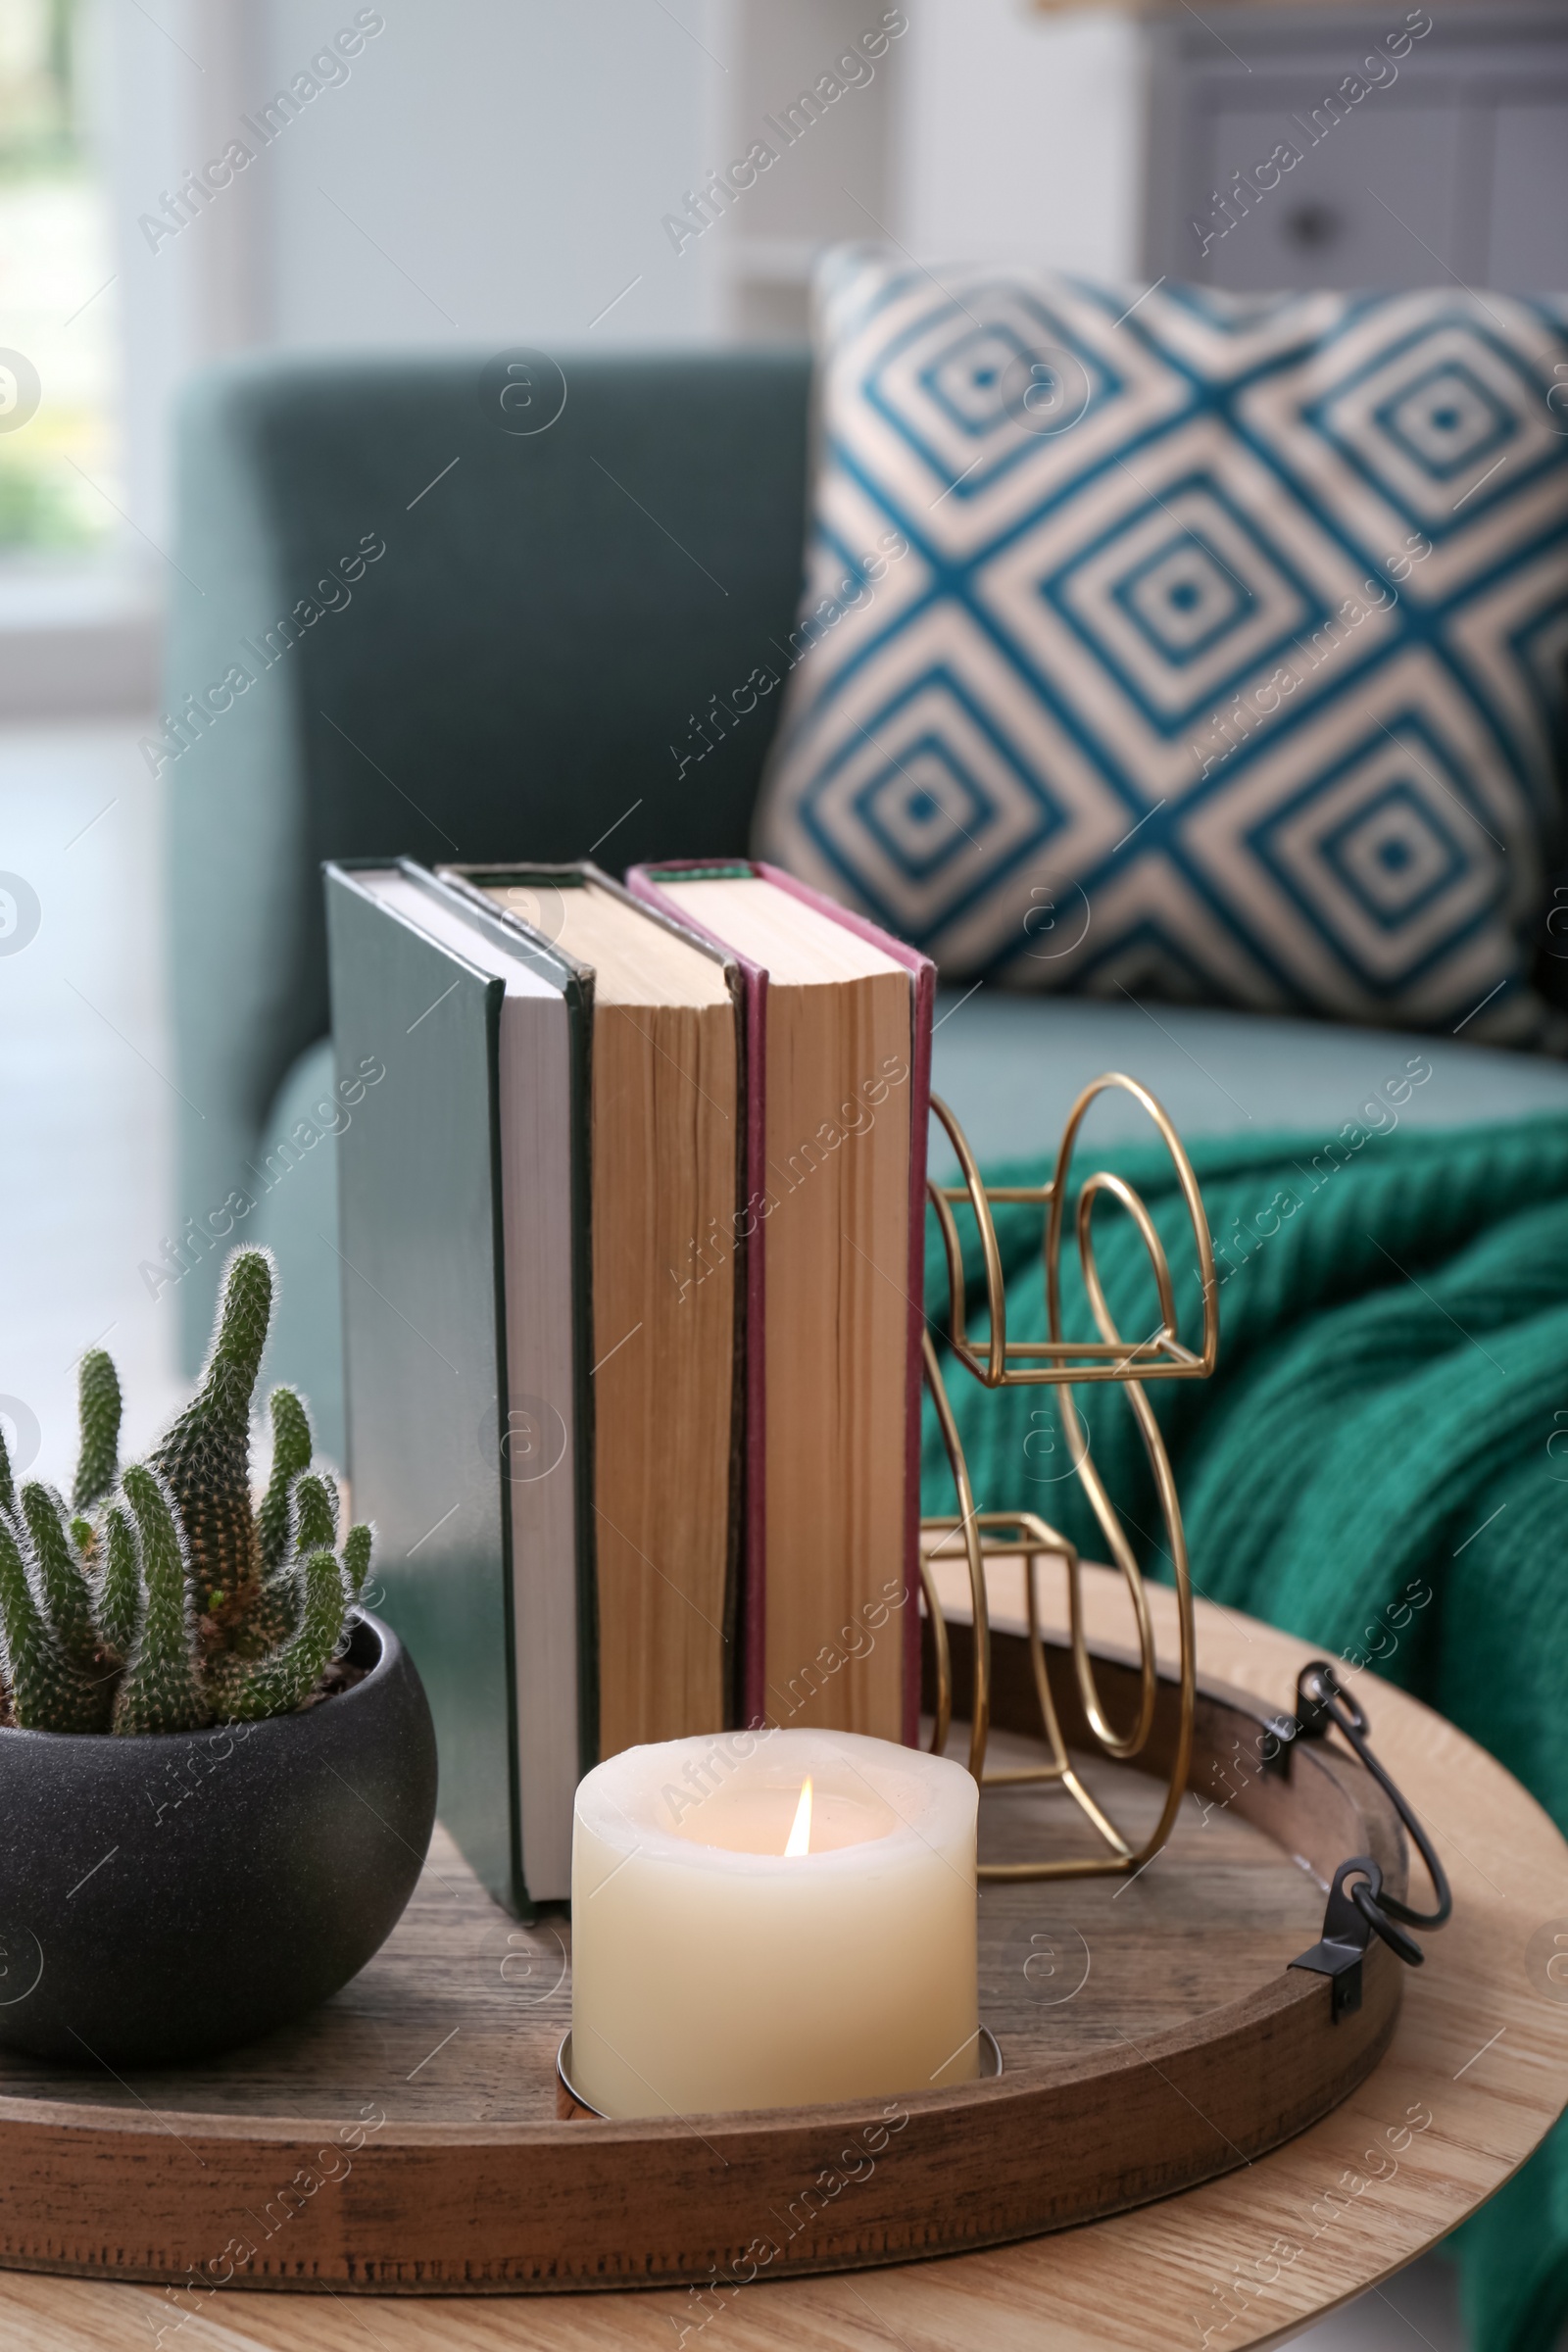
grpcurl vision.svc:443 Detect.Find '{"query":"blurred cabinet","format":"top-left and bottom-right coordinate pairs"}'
top-left (704, 0), bottom-right (1568, 333)
top-left (1489, 100), bottom-right (1568, 289)
top-left (1144, 3), bottom-right (1568, 292)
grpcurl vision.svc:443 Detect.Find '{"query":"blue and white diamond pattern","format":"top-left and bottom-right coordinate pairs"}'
top-left (777, 604), bottom-right (1127, 962)
top-left (759, 252), bottom-right (1568, 1044)
top-left (973, 414), bottom-right (1401, 792)
top-left (826, 265), bottom-right (1189, 563)
top-left (1322, 779), bottom-right (1464, 927)
top-left (1378, 361), bottom-right (1513, 481)
top-left (1241, 306), bottom-right (1568, 597)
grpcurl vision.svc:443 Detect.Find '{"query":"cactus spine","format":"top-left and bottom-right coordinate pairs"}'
top-left (207, 1551), bottom-right (348, 1724)
top-left (112, 1468), bottom-right (211, 1737)
top-left (0, 1514), bottom-right (109, 1733)
top-left (0, 1249), bottom-right (374, 1737)
top-left (150, 1249), bottom-right (270, 1618)
top-left (258, 1387), bottom-right (313, 1571)
top-left (95, 1503), bottom-right (140, 1665)
top-left (72, 1348), bottom-right (121, 1512)
top-left (21, 1482), bottom-right (98, 1670)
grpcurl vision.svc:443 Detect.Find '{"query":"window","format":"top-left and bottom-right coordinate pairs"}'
top-left (0, 0), bottom-right (120, 552)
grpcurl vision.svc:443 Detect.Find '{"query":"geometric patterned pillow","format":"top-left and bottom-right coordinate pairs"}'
top-left (755, 249), bottom-right (1568, 1050)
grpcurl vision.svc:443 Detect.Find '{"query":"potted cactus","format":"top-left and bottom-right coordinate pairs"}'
top-left (0, 1248), bottom-right (436, 2066)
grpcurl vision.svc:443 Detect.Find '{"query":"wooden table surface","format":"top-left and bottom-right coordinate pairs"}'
top-left (7, 1572), bottom-right (1566, 2352)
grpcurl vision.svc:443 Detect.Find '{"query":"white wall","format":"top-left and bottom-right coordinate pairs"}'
top-left (95, 0), bottom-right (1152, 546)
top-left (260, 0), bottom-right (725, 350)
top-left (894, 0), bottom-right (1146, 277)
top-left (97, 0), bottom-right (221, 554)
top-left (98, 0), bottom-right (729, 541)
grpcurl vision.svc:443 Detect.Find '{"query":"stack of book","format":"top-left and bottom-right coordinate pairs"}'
top-left (325, 858), bottom-right (933, 1912)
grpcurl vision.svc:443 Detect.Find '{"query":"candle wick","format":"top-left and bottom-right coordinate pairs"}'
top-left (784, 1777), bottom-right (812, 1858)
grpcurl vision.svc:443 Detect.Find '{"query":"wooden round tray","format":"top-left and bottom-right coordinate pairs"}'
top-left (0, 1572), bottom-right (1409, 2297)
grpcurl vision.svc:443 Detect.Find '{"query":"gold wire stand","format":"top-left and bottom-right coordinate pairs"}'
top-left (920, 1075), bottom-right (1218, 1882)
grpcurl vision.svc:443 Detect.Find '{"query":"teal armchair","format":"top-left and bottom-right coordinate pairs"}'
top-left (164, 349), bottom-right (813, 1452)
top-left (164, 349), bottom-right (1568, 1460)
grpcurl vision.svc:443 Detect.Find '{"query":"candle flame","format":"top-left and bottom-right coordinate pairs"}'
top-left (784, 1776), bottom-right (812, 1858)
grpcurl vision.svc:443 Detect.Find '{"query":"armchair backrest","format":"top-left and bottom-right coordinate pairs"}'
top-left (164, 346), bottom-right (811, 1367)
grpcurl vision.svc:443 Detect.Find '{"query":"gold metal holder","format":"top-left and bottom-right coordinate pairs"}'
top-left (921, 1075), bottom-right (1218, 1882)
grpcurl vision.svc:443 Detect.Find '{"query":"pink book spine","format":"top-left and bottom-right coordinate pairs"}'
top-left (625, 862), bottom-right (771, 1731)
top-left (751, 864), bottom-right (934, 1749)
top-left (627, 859), bottom-right (936, 1747)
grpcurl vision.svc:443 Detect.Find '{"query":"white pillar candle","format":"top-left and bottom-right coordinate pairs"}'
top-left (570, 1727), bottom-right (979, 2118)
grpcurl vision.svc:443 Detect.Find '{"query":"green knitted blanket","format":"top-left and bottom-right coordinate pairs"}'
top-left (920, 1111), bottom-right (1568, 2352)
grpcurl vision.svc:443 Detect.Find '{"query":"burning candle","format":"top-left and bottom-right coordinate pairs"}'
top-left (569, 1727), bottom-right (979, 2117)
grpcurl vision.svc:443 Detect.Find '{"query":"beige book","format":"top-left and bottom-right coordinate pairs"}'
top-left (453, 869), bottom-right (742, 1760)
top-left (654, 873), bottom-right (914, 1741)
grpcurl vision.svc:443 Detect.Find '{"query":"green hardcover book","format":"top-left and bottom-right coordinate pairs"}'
top-left (324, 859), bottom-right (594, 1913)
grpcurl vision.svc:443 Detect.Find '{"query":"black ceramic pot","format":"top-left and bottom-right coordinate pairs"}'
top-left (0, 1612), bottom-right (437, 2067)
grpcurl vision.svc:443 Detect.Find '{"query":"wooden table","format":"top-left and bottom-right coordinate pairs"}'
top-left (5, 1576), bottom-right (1565, 2351)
